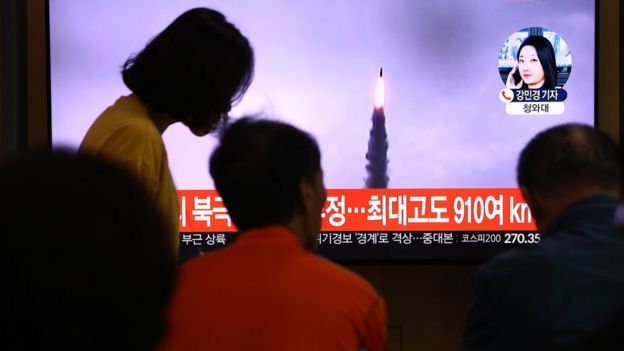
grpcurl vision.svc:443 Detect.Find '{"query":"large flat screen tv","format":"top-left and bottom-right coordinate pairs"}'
top-left (49, 0), bottom-right (596, 262)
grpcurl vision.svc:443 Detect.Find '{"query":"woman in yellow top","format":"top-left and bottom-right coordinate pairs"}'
top-left (80, 8), bottom-right (254, 257)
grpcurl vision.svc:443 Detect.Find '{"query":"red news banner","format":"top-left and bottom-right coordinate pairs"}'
top-left (178, 188), bottom-right (536, 232)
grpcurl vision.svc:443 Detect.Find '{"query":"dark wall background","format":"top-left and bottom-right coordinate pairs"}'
top-left (0, 0), bottom-right (48, 158)
top-left (0, 0), bottom-right (620, 350)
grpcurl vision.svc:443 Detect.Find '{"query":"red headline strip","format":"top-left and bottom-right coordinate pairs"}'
top-left (177, 188), bottom-right (536, 233)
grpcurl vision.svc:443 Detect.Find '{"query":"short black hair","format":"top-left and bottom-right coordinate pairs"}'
top-left (517, 123), bottom-right (621, 198)
top-left (516, 35), bottom-right (558, 89)
top-left (122, 7), bottom-right (254, 132)
top-left (209, 117), bottom-right (321, 231)
top-left (0, 149), bottom-right (176, 350)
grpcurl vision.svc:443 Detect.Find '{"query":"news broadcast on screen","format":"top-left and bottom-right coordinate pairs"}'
top-left (50, 0), bottom-right (595, 261)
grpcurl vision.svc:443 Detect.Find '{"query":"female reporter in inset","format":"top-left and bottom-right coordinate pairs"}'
top-left (80, 8), bottom-right (254, 256)
top-left (506, 35), bottom-right (557, 90)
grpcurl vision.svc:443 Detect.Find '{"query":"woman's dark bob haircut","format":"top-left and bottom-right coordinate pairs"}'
top-left (516, 35), bottom-right (558, 89)
top-left (122, 8), bottom-right (254, 132)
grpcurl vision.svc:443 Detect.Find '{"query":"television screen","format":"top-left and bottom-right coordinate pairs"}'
top-left (49, 0), bottom-right (595, 262)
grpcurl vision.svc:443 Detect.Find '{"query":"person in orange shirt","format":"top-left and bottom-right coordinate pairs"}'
top-left (80, 8), bottom-right (254, 256)
top-left (160, 117), bottom-right (388, 351)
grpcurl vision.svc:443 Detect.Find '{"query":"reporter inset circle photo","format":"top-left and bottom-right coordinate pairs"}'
top-left (498, 27), bottom-right (572, 89)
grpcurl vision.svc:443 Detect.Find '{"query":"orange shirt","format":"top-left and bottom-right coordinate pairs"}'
top-left (160, 226), bottom-right (387, 351)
